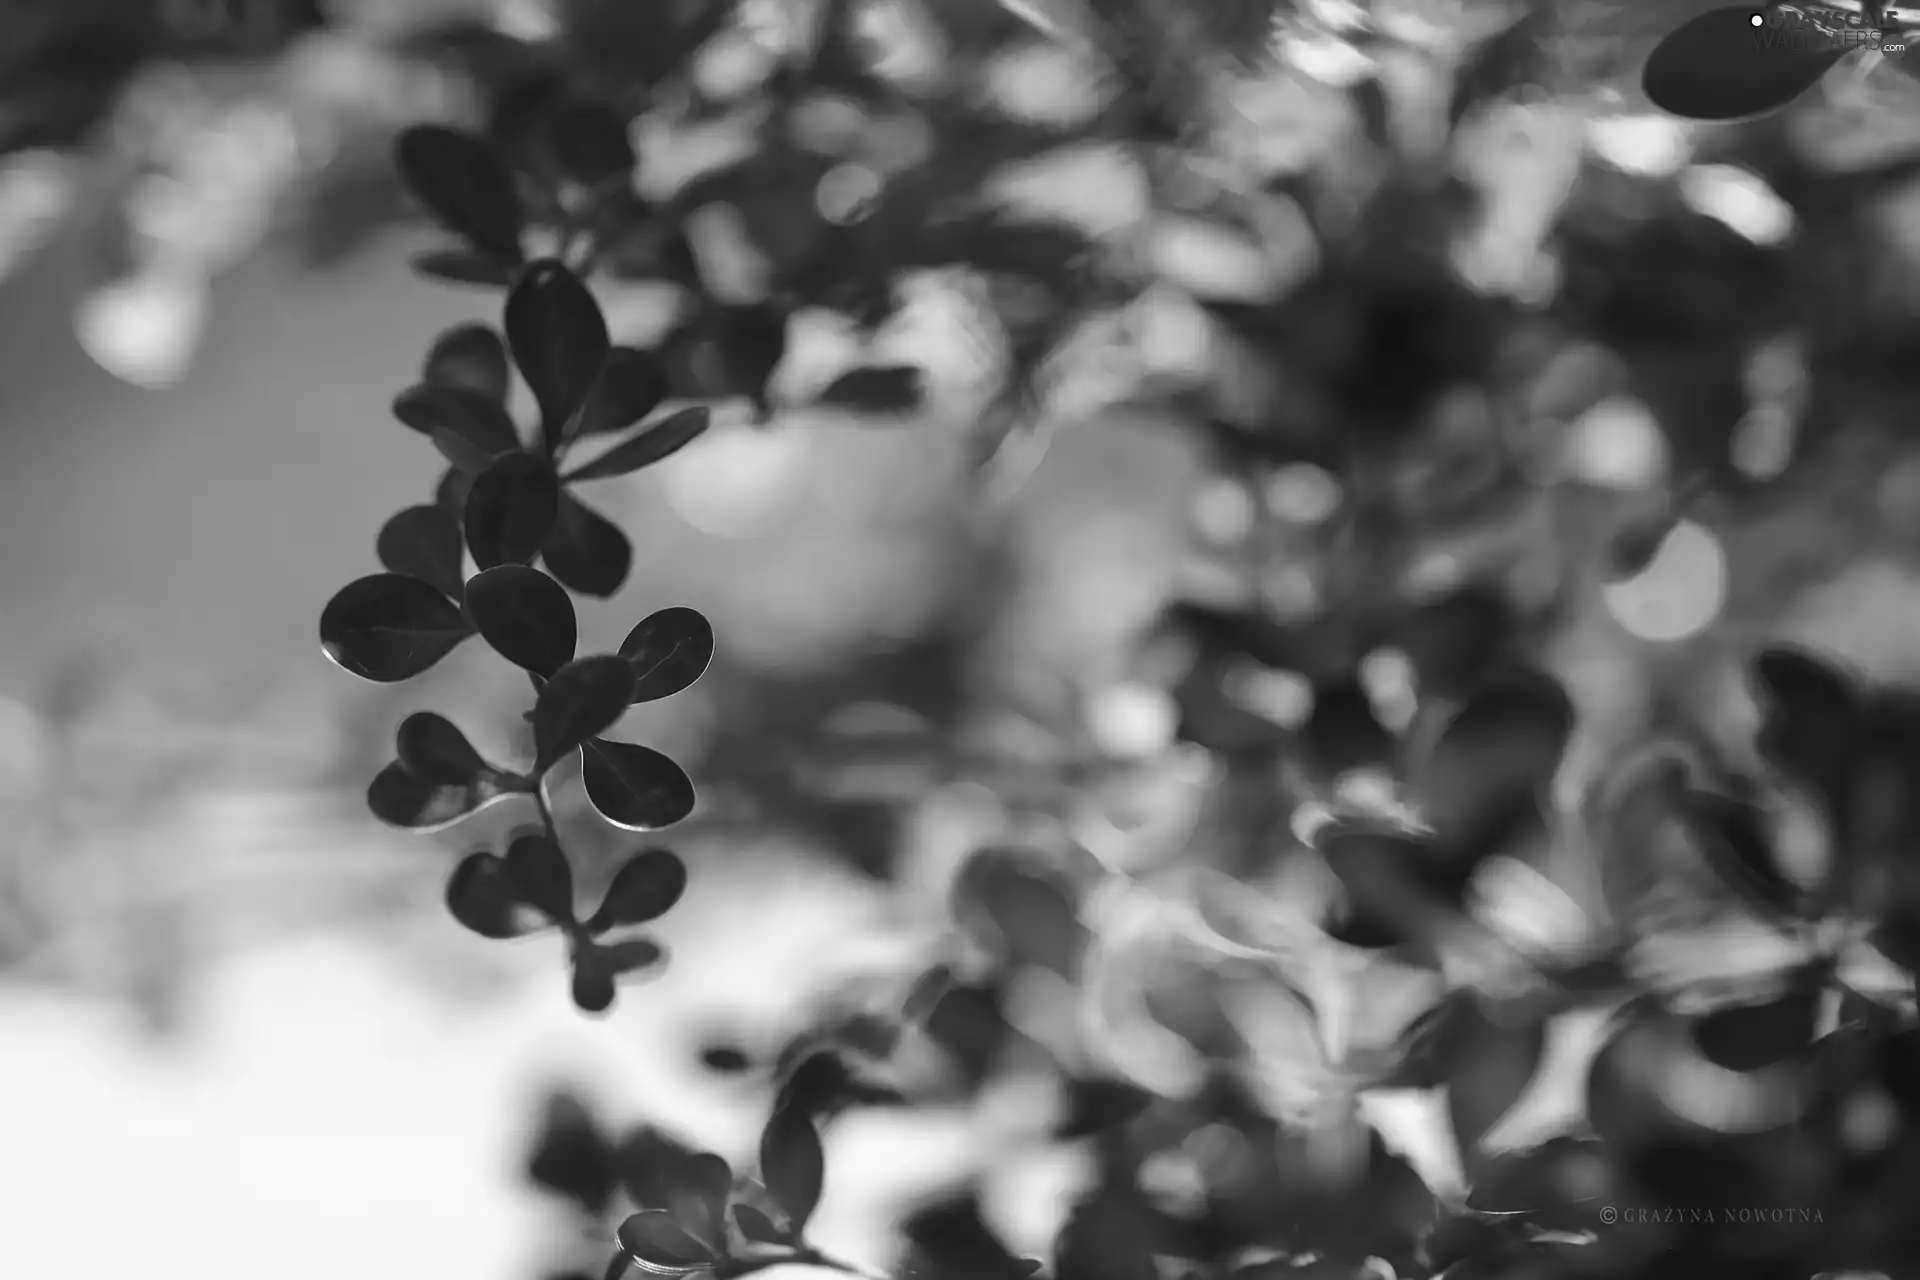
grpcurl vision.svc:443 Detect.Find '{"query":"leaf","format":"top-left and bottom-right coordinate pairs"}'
top-left (465, 563), bottom-right (579, 678)
top-left (394, 384), bottom-right (522, 466)
top-left (618, 1128), bottom-right (706, 1211)
top-left (424, 321), bottom-right (510, 402)
top-left (549, 100), bottom-right (638, 186)
top-left (466, 452), bottom-right (562, 569)
top-left (395, 711), bottom-right (491, 786)
top-left (583, 739), bottom-right (698, 830)
top-left (535, 655), bottom-right (638, 770)
top-left (617, 1209), bottom-right (719, 1276)
top-left (1465, 1137), bottom-right (1610, 1226)
top-left (1414, 667), bottom-right (1575, 870)
top-left (586, 848), bottom-right (689, 933)
top-left (955, 850), bottom-right (1084, 977)
top-left (526, 1091), bottom-right (617, 1214)
top-left (758, 1104), bottom-right (825, 1235)
top-left (674, 1151), bottom-right (733, 1248)
top-left (507, 259), bottom-right (612, 453)
top-left (376, 505), bottom-right (465, 599)
top-left (570, 346), bottom-right (669, 439)
top-left (446, 851), bottom-right (545, 938)
top-left (506, 832), bottom-right (576, 923)
top-left (543, 492), bottom-right (633, 598)
top-left (1640, 7), bottom-right (1842, 121)
top-left (1054, 1077), bottom-right (1155, 1140)
top-left (320, 573), bottom-right (472, 683)
top-left (413, 246), bottom-right (515, 287)
top-left (731, 1204), bottom-right (788, 1245)
top-left (1448, 3), bottom-right (1548, 124)
top-left (1677, 788), bottom-right (1805, 920)
top-left (816, 365), bottom-right (924, 414)
top-left (436, 465), bottom-right (475, 517)
top-left (1749, 646), bottom-right (1859, 834)
top-left (1446, 998), bottom-right (1548, 1177)
top-left (1690, 977), bottom-right (1823, 1072)
top-left (562, 407), bottom-right (711, 482)
top-left (395, 125), bottom-right (525, 262)
top-left (573, 946), bottom-right (619, 1014)
top-left (618, 608), bottom-right (715, 702)
top-left (366, 758), bottom-right (509, 831)
top-left (601, 936), bottom-right (668, 975)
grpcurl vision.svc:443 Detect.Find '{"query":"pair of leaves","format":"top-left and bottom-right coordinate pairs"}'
top-left (448, 841), bottom-right (686, 1012)
top-left (367, 712), bottom-right (515, 831)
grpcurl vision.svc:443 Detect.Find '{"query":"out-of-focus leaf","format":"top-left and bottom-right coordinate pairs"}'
top-left (425, 322), bottom-right (511, 403)
top-left (507, 259), bottom-right (612, 453)
top-left (585, 848), bottom-right (689, 933)
top-left (955, 850), bottom-right (1084, 977)
top-left (599, 937), bottom-right (668, 975)
top-left (618, 607), bottom-right (715, 702)
top-left (1690, 975), bottom-right (1823, 1072)
top-left (563, 407), bottom-right (711, 482)
top-left (437, 466), bottom-right (476, 517)
top-left (446, 851), bottom-right (544, 938)
top-left (617, 1127), bottom-right (705, 1211)
top-left (376, 505), bottom-right (465, 600)
top-left (1445, 997), bottom-right (1548, 1176)
top-left (544, 492), bottom-right (634, 598)
top-left (395, 126), bottom-right (525, 263)
top-left (505, 832), bottom-right (576, 923)
top-left (535, 655), bottom-right (638, 770)
top-left (1415, 667), bottom-right (1575, 868)
top-left (1466, 1136), bottom-right (1611, 1227)
top-left (618, 1209), bottom-right (718, 1275)
top-left (732, 1203), bottom-right (787, 1245)
top-left (550, 100), bottom-right (637, 187)
top-left (366, 758), bottom-right (510, 831)
top-left (413, 246), bottom-right (516, 287)
top-left (1640, 8), bottom-right (1842, 121)
top-left (1677, 788), bottom-right (1805, 920)
top-left (759, 1104), bottom-right (826, 1235)
top-left (571, 347), bottom-right (669, 439)
top-left (526, 1090), bottom-right (616, 1214)
top-left (583, 739), bottom-right (698, 830)
top-left (320, 573), bottom-right (471, 682)
top-left (1054, 1077), bottom-right (1155, 1140)
top-left (816, 365), bottom-right (925, 414)
top-left (465, 563), bottom-right (579, 678)
top-left (466, 452), bottom-right (562, 569)
top-left (1054, 1188), bottom-right (1160, 1280)
top-left (673, 1151), bottom-right (733, 1248)
top-left (573, 945), bottom-right (619, 1013)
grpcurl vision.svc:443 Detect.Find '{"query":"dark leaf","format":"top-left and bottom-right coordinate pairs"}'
top-left (526, 1091), bottom-right (616, 1214)
top-left (466, 452), bottom-right (562, 569)
top-left (563, 407), bottom-right (712, 482)
top-left (395, 711), bottom-right (491, 786)
top-left (570, 347), bottom-right (669, 439)
top-left (732, 1203), bottom-right (788, 1245)
top-left (717, 304), bottom-right (788, 411)
top-left (1054, 1077), bottom-right (1155, 1141)
top-left (816, 365), bottom-right (924, 414)
top-left (619, 607), bottom-right (715, 702)
top-left (465, 563), bottom-right (579, 678)
top-left (536, 656), bottom-right (638, 770)
top-left (1446, 998), bottom-right (1548, 1177)
top-left (1677, 789), bottom-right (1804, 919)
top-left (921, 984), bottom-right (1011, 1092)
top-left (1318, 827), bottom-right (1471, 953)
top-left (507, 259), bottom-right (612, 453)
top-left (544, 492), bottom-right (634, 598)
top-left (1398, 584), bottom-right (1513, 700)
top-left (425, 322), bottom-right (511, 402)
top-left (550, 100), bottom-right (638, 186)
top-left (1449, 3), bottom-right (1548, 123)
top-left (1302, 678), bottom-right (1394, 779)
top-left (583, 739), bottom-right (698, 830)
top-left (759, 1104), bottom-right (826, 1235)
top-left (446, 851), bottom-right (545, 938)
top-left (366, 758), bottom-right (509, 831)
top-left (1640, 7), bottom-right (1842, 121)
top-left (506, 832), bottom-right (575, 923)
top-left (619, 1127), bottom-right (705, 1211)
top-left (674, 1151), bottom-right (733, 1248)
top-left (1691, 975), bottom-right (1823, 1072)
top-left (436, 465), bottom-right (476, 517)
top-left (1465, 1137), bottom-right (1610, 1225)
top-left (618, 1209), bottom-right (719, 1276)
top-left (954, 850), bottom-right (1084, 977)
top-left (1749, 646), bottom-right (1859, 835)
top-left (1054, 1189), bottom-right (1159, 1280)
top-left (320, 573), bottom-right (472, 683)
top-left (586, 848), bottom-right (689, 933)
top-left (376, 505), bottom-right (465, 599)
top-left (900, 1198), bottom-right (1026, 1280)
top-left (1414, 667), bottom-right (1574, 868)
top-left (413, 246), bottom-right (515, 287)
top-left (573, 946), bottom-right (619, 1013)
top-left (395, 125), bottom-right (525, 262)
top-left (600, 936), bottom-right (668, 975)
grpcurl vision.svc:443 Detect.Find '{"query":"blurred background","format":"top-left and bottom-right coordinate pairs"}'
top-left (6, 0), bottom-right (1920, 1277)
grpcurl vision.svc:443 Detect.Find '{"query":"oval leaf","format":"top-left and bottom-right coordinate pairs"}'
top-left (759, 1104), bottom-right (826, 1235)
top-left (446, 851), bottom-right (545, 938)
top-left (466, 452), bottom-right (562, 569)
top-left (583, 739), bottom-right (698, 830)
top-left (466, 564), bottom-right (578, 677)
top-left (425, 322), bottom-right (510, 402)
top-left (535, 656), bottom-right (638, 770)
top-left (366, 759), bottom-right (508, 831)
top-left (544, 492), bottom-right (634, 598)
top-left (320, 573), bottom-right (471, 683)
top-left (393, 384), bottom-right (522, 466)
top-left (395, 711), bottom-right (491, 786)
top-left (1641, 8), bottom-right (1842, 121)
top-left (617, 1209), bottom-right (719, 1276)
top-left (955, 851), bottom-right (1085, 977)
top-left (506, 832), bottom-right (576, 923)
top-left (413, 246), bottom-right (514, 287)
top-left (550, 100), bottom-right (637, 186)
top-left (1446, 997), bottom-right (1548, 1175)
top-left (507, 260), bottom-right (612, 452)
top-left (570, 346), bottom-right (669, 439)
top-left (619, 607), bottom-right (715, 702)
top-left (601, 936), bottom-right (668, 975)
top-left (376, 505), bottom-right (464, 600)
top-left (563, 407), bottom-right (711, 482)
top-left (395, 125), bottom-right (525, 262)
top-left (1691, 975), bottom-right (1822, 1072)
top-left (1415, 667), bottom-right (1575, 868)
top-left (573, 947), bottom-right (619, 1014)
top-left (586, 848), bottom-right (689, 933)
top-left (732, 1203), bottom-right (788, 1245)
top-left (816, 365), bottom-right (924, 414)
